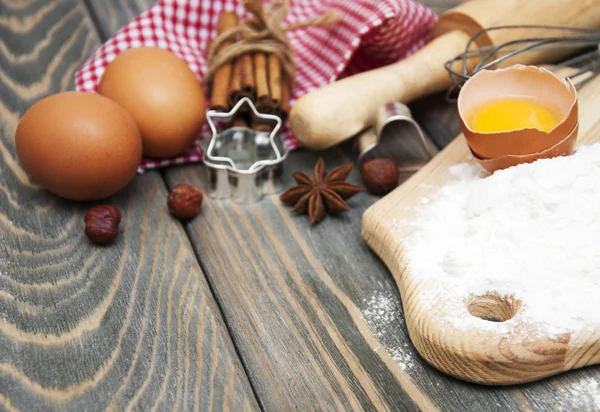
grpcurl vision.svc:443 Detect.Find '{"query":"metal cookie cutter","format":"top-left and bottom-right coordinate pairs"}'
top-left (202, 98), bottom-right (288, 203)
top-left (356, 102), bottom-right (434, 175)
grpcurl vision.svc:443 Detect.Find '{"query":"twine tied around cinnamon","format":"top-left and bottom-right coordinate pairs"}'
top-left (205, 0), bottom-right (340, 91)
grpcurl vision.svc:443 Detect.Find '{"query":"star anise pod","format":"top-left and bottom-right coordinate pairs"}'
top-left (280, 157), bottom-right (365, 225)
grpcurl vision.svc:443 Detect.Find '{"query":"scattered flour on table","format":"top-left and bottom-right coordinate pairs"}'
top-left (363, 292), bottom-right (414, 371)
top-left (557, 377), bottom-right (600, 411)
top-left (396, 144), bottom-right (600, 339)
top-left (363, 293), bottom-right (400, 331)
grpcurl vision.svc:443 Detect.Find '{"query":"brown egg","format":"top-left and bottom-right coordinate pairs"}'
top-left (98, 47), bottom-right (205, 158)
top-left (458, 65), bottom-right (578, 160)
top-left (15, 92), bottom-right (142, 201)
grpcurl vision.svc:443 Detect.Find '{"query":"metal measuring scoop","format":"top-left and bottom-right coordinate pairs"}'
top-left (356, 102), bottom-right (435, 179)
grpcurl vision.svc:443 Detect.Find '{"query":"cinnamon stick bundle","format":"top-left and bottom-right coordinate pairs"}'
top-left (210, 12), bottom-right (239, 112)
top-left (207, 1), bottom-right (338, 133)
top-left (209, 8), bottom-right (296, 130)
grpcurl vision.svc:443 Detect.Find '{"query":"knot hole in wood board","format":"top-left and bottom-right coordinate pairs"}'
top-left (467, 293), bottom-right (522, 322)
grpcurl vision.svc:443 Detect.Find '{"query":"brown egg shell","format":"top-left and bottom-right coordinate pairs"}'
top-left (458, 65), bottom-right (578, 159)
top-left (472, 122), bottom-right (578, 173)
top-left (15, 92), bottom-right (142, 201)
top-left (98, 47), bottom-right (206, 159)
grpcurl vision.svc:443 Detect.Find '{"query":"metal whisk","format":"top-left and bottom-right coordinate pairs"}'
top-left (445, 25), bottom-right (600, 98)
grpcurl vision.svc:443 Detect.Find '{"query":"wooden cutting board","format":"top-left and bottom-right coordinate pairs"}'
top-left (362, 74), bottom-right (600, 385)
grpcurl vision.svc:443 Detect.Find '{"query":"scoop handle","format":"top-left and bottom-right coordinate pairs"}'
top-left (289, 31), bottom-right (472, 150)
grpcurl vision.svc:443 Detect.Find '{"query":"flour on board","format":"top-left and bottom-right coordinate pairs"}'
top-left (396, 144), bottom-right (600, 340)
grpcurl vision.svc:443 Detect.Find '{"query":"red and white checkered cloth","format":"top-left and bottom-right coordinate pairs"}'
top-left (76, 0), bottom-right (436, 172)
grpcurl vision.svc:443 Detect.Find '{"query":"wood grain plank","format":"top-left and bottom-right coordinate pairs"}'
top-left (163, 148), bottom-right (540, 411)
top-left (82, 0), bottom-right (156, 37)
top-left (0, 1), bottom-right (258, 410)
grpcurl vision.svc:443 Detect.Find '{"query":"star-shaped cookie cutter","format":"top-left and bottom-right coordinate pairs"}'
top-left (202, 98), bottom-right (289, 203)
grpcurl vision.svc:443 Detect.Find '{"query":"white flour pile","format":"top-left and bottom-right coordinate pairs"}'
top-left (401, 144), bottom-right (600, 337)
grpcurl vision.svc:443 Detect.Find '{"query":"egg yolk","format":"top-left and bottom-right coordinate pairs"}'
top-left (469, 98), bottom-right (561, 133)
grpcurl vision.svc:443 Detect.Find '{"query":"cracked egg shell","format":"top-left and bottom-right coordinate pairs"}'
top-left (458, 65), bottom-right (578, 159)
top-left (472, 121), bottom-right (578, 173)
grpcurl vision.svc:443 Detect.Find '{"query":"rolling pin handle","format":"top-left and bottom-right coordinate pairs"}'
top-left (290, 30), bottom-right (474, 150)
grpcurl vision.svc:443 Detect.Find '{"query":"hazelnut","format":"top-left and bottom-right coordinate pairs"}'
top-left (168, 184), bottom-right (203, 220)
top-left (84, 205), bottom-right (121, 245)
top-left (360, 158), bottom-right (399, 196)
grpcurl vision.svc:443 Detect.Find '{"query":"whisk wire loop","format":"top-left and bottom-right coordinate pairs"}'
top-left (445, 25), bottom-right (600, 100)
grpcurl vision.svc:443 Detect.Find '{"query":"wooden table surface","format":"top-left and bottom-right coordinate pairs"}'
top-left (1, 0), bottom-right (599, 411)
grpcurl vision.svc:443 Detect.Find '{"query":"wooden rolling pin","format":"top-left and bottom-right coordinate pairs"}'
top-left (290, 0), bottom-right (600, 150)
